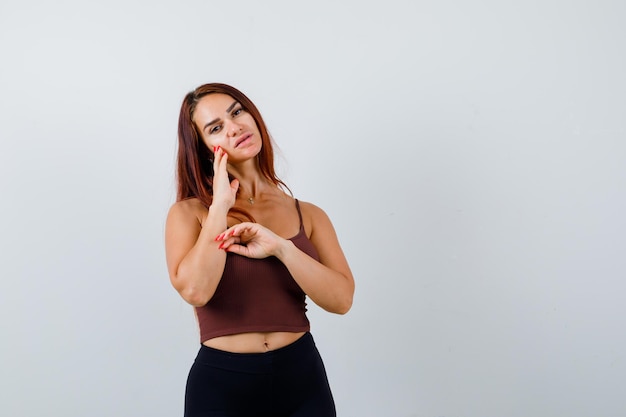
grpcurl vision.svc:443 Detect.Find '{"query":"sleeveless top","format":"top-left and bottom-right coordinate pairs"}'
top-left (195, 199), bottom-right (319, 343)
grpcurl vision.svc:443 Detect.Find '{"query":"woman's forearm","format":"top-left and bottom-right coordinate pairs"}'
top-left (275, 240), bottom-right (354, 314)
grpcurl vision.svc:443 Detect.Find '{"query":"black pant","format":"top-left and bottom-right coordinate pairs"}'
top-left (184, 332), bottom-right (336, 417)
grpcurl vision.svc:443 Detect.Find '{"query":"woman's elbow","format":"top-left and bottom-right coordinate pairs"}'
top-left (338, 297), bottom-right (353, 315)
top-left (181, 289), bottom-right (211, 307)
top-left (172, 276), bottom-right (212, 307)
top-left (329, 292), bottom-right (353, 315)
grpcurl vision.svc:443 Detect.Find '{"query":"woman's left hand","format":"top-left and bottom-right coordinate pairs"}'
top-left (215, 222), bottom-right (286, 259)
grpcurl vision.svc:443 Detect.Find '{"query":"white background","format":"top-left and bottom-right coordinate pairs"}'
top-left (1, 1), bottom-right (625, 416)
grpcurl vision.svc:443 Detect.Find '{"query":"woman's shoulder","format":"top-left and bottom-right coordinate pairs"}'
top-left (169, 197), bottom-right (207, 211)
top-left (295, 199), bottom-right (343, 250)
top-left (296, 199), bottom-right (333, 229)
top-left (167, 197), bottom-right (208, 224)
top-left (296, 199), bottom-right (324, 216)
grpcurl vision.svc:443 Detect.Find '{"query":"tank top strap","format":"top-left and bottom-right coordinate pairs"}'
top-left (294, 199), bottom-right (304, 231)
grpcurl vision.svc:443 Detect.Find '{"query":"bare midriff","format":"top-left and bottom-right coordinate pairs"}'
top-left (202, 331), bottom-right (306, 353)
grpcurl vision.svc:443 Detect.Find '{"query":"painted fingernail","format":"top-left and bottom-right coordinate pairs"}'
top-left (218, 242), bottom-right (225, 249)
top-left (228, 230), bottom-right (235, 236)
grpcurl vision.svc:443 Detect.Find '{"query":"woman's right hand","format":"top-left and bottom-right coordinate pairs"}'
top-left (211, 146), bottom-right (239, 209)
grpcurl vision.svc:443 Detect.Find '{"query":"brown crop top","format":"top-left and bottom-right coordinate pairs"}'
top-left (195, 199), bottom-right (320, 343)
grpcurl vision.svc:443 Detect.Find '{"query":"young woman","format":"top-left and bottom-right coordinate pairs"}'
top-left (165, 83), bottom-right (355, 417)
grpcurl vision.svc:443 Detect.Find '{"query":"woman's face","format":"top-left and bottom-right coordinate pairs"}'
top-left (193, 93), bottom-right (262, 163)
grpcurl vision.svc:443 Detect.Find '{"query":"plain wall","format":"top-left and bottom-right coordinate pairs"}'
top-left (1, 1), bottom-right (625, 416)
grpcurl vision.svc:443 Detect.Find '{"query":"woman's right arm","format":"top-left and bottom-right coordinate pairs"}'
top-left (165, 200), bottom-right (229, 307)
top-left (165, 147), bottom-right (238, 306)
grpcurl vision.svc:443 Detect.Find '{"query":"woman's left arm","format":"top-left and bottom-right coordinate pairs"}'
top-left (215, 203), bottom-right (355, 314)
top-left (277, 203), bottom-right (355, 314)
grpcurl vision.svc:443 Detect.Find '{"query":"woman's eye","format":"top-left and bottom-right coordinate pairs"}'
top-left (232, 108), bottom-right (243, 116)
top-left (209, 125), bottom-right (221, 134)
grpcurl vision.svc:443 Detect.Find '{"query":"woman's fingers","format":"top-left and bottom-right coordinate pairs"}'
top-left (215, 223), bottom-right (255, 250)
top-left (211, 146), bottom-right (237, 206)
top-left (215, 223), bottom-right (252, 242)
top-left (214, 223), bottom-right (282, 259)
top-left (213, 146), bottom-right (227, 175)
top-left (215, 227), bottom-right (248, 253)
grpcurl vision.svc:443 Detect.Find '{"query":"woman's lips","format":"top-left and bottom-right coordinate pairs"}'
top-left (235, 133), bottom-right (252, 147)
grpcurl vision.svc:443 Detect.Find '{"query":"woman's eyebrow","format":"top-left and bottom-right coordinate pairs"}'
top-left (202, 101), bottom-right (240, 132)
top-left (225, 101), bottom-right (239, 113)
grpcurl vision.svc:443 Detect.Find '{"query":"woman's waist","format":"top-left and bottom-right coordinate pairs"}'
top-left (202, 331), bottom-right (307, 354)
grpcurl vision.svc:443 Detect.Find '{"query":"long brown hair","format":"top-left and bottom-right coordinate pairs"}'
top-left (175, 83), bottom-right (289, 219)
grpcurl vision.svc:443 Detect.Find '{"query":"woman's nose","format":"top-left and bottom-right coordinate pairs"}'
top-left (225, 120), bottom-right (242, 136)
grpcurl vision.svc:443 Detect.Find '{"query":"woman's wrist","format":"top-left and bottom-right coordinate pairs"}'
top-left (204, 202), bottom-right (230, 229)
top-left (273, 237), bottom-right (296, 260)
top-left (208, 201), bottom-right (230, 215)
